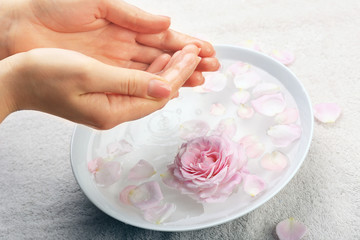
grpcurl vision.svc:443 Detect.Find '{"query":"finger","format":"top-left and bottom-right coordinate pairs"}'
top-left (146, 54), bottom-right (171, 73)
top-left (162, 44), bottom-right (200, 72)
top-left (136, 29), bottom-right (215, 57)
top-left (131, 44), bottom-right (164, 64)
top-left (195, 57), bottom-right (220, 72)
top-left (183, 71), bottom-right (205, 87)
top-left (103, 0), bottom-right (170, 33)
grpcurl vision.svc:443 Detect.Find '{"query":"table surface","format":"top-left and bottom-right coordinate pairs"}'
top-left (1, 0), bottom-right (359, 239)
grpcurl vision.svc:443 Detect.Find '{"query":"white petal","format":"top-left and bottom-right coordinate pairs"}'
top-left (179, 120), bottom-right (210, 140)
top-left (270, 50), bottom-right (295, 66)
top-left (239, 135), bottom-right (265, 158)
top-left (243, 174), bottom-right (265, 197)
top-left (128, 160), bottom-right (156, 181)
top-left (275, 108), bottom-right (299, 124)
top-left (88, 157), bottom-right (103, 173)
top-left (107, 139), bottom-right (133, 158)
top-left (276, 218), bottom-right (307, 240)
top-left (226, 61), bottom-right (251, 78)
top-left (251, 93), bottom-right (287, 117)
top-left (119, 185), bottom-right (137, 205)
top-left (231, 90), bottom-right (251, 105)
top-left (143, 202), bottom-right (176, 224)
top-left (260, 151), bottom-right (288, 171)
top-left (313, 103), bottom-right (341, 123)
top-left (251, 82), bottom-right (281, 98)
top-left (234, 70), bottom-right (261, 89)
top-left (128, 181), bottom-right (164, 210)
top-left (202, 72), bottom-right (228, 92)
top-left (267, 124), bottom-right (302, 147)
top-left (237, 104), bottom-right (255, 119)
top-left (210, 103), bottom-right (226, 116)
top-left (212, 118), bottom-right (237, 139)
top-left (94, 161), bottom-right (122, 187)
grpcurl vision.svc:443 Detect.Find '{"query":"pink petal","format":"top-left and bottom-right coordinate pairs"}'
top-left (87, 157), bottom-right (103, 173)
top-left (270, 50), bottom-right (295, 66)
top-left (143, 202), bottom-right (176, 224)
top-left (128, 181), bottom-right (164, 210)
top-left (260, 151), bottom-right (288, 171)
top-left (202, 72), bottom-right (228, 92)
top-left (237, 104), bottom-right (255, 119)
top-left (313, 103), bottom-right (341, 123)
top-left (239, 135), bottom-right (265, 159)
top-left (212, 118), bottom-right (237, 139)
top-left (276, 218), bottom-right (307, 240)
top-left (226, 61), bottom-right (251, 77)
top-left (179, 120), bottom-right (210, 140)
top-left (192, 86), bottom-right (210, 93)
top-left (210, 103), bottom-right (226, 116)
top-left (275, 108), bottom-right (299, 124)
top-left (251, 82), bottom-right (281, 98)
top-left (119, 185), bottom-right (137, 205)
top-left (243, 174), bottom-right (265, 197)
top-left (251, 93), bottom-right (287, 117)
top-left (238, 40), bottom-right (263, 52)
top-left (231, 90), bottom-right (251, 105)
top-left (94, 161), bottom-right (122, 187)
top-left (107, 139), bottom-right (133, 158)
top-left (128, 160), bottom-right (156, 181)
top-left (234, 71), bottom-right (261, 89)
top-left (267, 124), bottom-right (302, 147)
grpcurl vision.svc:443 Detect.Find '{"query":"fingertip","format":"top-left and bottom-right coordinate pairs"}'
top-left (199, 42), bottom-right (215, 57)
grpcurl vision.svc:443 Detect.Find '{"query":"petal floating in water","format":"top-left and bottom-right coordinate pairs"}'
top-left (234, 71), bottom-right (261, 89)
top-left (237, 104), bottom-right (255, 119)
top-left (128, 160), bottom-right (156, 181)
top-left (251, 82), bottom-right (281, 98)
top-left (94, 161), bottom-right (122, 187)
top-left (210, 103), bottom-right (226, 116)
top-left (260, 151), bottom-right (288, 171)
top-left (267, 124), bottom-right (302, 148)
top-left (107, 139), bottom-right (133, 158)
top-left (231, 90), bottom-right (251, 105)
top-left (243, 174), bottom-right (265, 197)
top-left (179, 120), bottom-right (210, 140)
top-left (275, 108), bottom-right (299, 124)
top-left (143, 202), bottom-right (177, 224)
top-left (202, 72), bottom-right (228, 92)
top-left (251, 93), bottom-right (287, 117)
top-left (127, 181), bottom-right (164, 210)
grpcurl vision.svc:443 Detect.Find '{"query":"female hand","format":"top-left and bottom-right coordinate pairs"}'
top-left (1, 0), bottom-right (219, 86)
top-left (0, 45), bottom-right (201, 129)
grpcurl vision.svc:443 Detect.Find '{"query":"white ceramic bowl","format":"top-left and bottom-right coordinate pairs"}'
top-left (71, 45), bottom-right (314, 231)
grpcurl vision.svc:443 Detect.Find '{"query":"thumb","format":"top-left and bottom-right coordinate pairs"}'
top-left (103, 0), bottom-right (170, 33)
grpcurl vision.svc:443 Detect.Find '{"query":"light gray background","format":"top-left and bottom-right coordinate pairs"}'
top-left (1, 0), bottom-right (359, 239)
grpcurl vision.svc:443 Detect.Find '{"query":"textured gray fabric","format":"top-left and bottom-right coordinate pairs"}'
top-left (1, 0), bottom-right (359, 239)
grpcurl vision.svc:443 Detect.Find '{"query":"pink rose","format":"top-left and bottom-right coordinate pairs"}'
top-left (163, 135), bottom-right (247, 203)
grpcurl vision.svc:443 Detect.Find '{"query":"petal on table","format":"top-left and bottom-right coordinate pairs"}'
top-left (275, 108), bottom-right (299, 124)
top-left (243, 174), bottom-right (265, 197)
top-left (128, 181), bottom-right (164, 210)
top-left (128, 160), bottom-right (156, 181)
top-left (94, 161), bottom-right (122, 187)
top-left (179, 120), bottom-right (210, 140)
top-left (267, 124), bottom-right (302, 147)
top-left (234, 71), bottom-right (261, 89)
top-left (143, 202), bottom-right (176, 224)
top-left (231, 90), bottom-right (251, 105)
top-left (252, 82), bottom-right (281, 98)
top-left (270, 50), bottom-right (295, 66)
top-left (260, 151), bottom-right (288, 171)
top-left (313, 103), bottom-right (341, 123)
top-left (276, 218), bottom-right (307, 240)
top-left (202, 72), bottom-right (228, 92)
top-left (107, 139), bottom-right (133, 158)
top-left (251, 93), bottom-right (287, 117)
top-left (212, 118), bottom-right (237, 139)
top-left (210, 103), bottom-right (226, 116)
top-left (237, 104), bottom-right (255, 119)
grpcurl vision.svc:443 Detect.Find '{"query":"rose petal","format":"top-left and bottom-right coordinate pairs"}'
top-left (88, 157), bottom-right (103, 173)
top-left (143, 202), bottom-right (176, 224)
top-left (251, 82), bottom-right (281, 98)
top-left (128, 160), bottom-right (156, 181)
top-left (231, 90), bottom-right (251, 105)
top-left (270, 50), bottom-right (295, 66)
top-left (238, 40), bottom-right (263, 52)
top-left (212, 118), bottom-right (237, 139)
top-left (210, 103), bottom-right (226, 116)
top-left (251, 93), bottom-right (287, 117)
top-left (128, 181), bottom-right (163, 210)
top-left (313, 103), bottom-right (341, 123)
top-left (267, 124), bottom-right (302, 147)
top-left (243, 174), bottom-right (265, 197)
top-left (237, 104), bottom-right (255, 119)
top-left (107, 139), bottom-right (133, 158)
top-left (202, 72), bottom-right (228, 92)
top-left (276, 218), bottom-right (307, 240)
top-left (260, 151), bottom-right (288, 171)
top-left (234, 70), bottom-right (261, 89)
top-left (119, 185), bottom-right (137, 205)
top-left (275, 108), bottom-right (299, 124)
top-left (226, 61), bottom-right (251, 78)
top-left (239, 135), bottom-right (265, 159)
top-left (179, 120), bottom-right (210, 140)
top-left (94, 161), bottom-right (122, 187)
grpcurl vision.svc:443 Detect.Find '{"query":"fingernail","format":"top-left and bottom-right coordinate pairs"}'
top-left (148, 79), bottom-right (172, 98)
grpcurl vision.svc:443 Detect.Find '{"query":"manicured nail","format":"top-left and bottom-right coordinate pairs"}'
top-left (147, 79), bottom-right (172, 98)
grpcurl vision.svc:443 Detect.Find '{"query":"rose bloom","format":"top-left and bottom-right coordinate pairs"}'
top-left (163, 135), bottom-right (247, 203)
